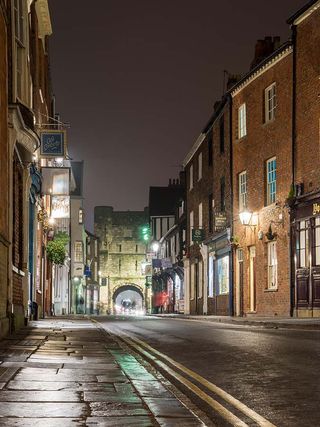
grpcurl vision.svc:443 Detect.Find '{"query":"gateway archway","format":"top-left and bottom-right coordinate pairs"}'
top-left (113, 284), bottom-right (144, 315)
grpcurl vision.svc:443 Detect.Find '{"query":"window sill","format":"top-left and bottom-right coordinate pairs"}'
top-left (264, 287), bottom-right (278, 292)
top-left (12, 265), bottom-right (25, 277)
top-left (237, 135), bottom-right (247, 142)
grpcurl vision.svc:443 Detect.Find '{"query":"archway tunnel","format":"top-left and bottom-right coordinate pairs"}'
top-left (113, 284), bottom-right (144, 315)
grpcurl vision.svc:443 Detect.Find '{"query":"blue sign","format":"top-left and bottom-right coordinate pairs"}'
top-left (84, 266), bottom-right (91, 278)
top-left (40, 131), bottom-right (66, 157)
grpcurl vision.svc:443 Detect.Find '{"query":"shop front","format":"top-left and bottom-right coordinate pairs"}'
top-left (207, 229), bottom-right (232, 315)
top-left (291, 194), bottom-right (320, 317)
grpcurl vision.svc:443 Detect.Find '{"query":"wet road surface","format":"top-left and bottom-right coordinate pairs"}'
top-left (0, 318), bottom-right (207, 426)
top-left (97, 315), bottom-right (320, 427)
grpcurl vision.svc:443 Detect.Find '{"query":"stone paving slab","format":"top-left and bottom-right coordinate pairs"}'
top-left (0, 318), bottom-right (205, 426)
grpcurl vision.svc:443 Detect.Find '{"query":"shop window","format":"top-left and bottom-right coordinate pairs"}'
top-left (190, 263), bottom-right (195, 299)
top-left (267, 241), bottom-right (277, 289)
top-left (208, 255), bottom-right (214, 297)
top-left (314, 217), bottom-right (320, 265)
top-left (216, 256), bottom-right (229, 295)
top-left (198, 260), bottom-right (203, 298)
top-left (298, 220), bottom-right (308, 268)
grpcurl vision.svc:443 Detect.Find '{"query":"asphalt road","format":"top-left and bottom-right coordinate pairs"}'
top-left (97, 315), bottom-right (320, 427)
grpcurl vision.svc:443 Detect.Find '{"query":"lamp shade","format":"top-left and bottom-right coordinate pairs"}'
top-left (239, 210), bottom-right (253, 226)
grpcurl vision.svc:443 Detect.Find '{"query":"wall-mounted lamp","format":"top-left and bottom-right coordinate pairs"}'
top-left (239, 210), bottom-right (253, 226)
top-left (151, 241), bottom-right (160, 252)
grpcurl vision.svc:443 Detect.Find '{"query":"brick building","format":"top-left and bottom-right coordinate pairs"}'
top-left (0, 0), bottom-right (10, 338)
top-left (183, 97), bottom-right (233, 315)
top-left (288, 1), bottom-right (320, 317)
top-left (94, 206), bottom-right (150, 314)
top-left (231, 40), bottom-right (293, 317)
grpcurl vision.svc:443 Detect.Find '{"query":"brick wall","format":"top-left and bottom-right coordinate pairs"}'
top-left (232, 48), bottom-right (293, 316)
top-left (295, 8), bottom-right (320, 191)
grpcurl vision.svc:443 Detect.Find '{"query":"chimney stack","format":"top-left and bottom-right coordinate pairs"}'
top-left (250, 36), bottom-right (281, 70)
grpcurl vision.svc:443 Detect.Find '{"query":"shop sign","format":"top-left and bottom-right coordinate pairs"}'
top-left (40, 130), bottom-right (66, 157)
top-left (84, 266), bottom-right (91, 277)
top-left (192, 229), bottom-right (205, 243)
top-left (146, 275), bottom-right (152, 285)
top-left (161, 258), bottom-right (172, 269)
top-left (215, 212), bottom-right (227, 232)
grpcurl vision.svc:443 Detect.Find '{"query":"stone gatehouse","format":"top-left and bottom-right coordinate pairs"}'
top-left (94, 206), bottom-right (150, 313)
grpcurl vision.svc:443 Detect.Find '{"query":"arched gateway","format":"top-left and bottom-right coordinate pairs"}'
top-left (113, 284), bottom-right (144, 314)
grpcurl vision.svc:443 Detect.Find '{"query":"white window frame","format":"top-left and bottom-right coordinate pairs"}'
top-left (74, 241), bottom-right (83, 263)
top-left (239, 171), bottom-right (247, 211)
top-left (198, 152), bottom-right (202, 181)
top-left (189, 164), bottom-right (193, 191)
top-left (189, 211), bottom-right (194, 245)
top-left (265, 83), bottom-right (276, 123)
top-left (198, 260), bottom-right (203, 299)
top-left (198, 202), bottom-right (203, 229)
top-left (266, 157), bottom-right (276, 205)
top-left (267, 241), bottom-right (277, 289)
top-left (238, 103), bottom-right (247, 139)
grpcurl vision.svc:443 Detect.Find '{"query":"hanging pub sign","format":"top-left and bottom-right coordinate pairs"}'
top-left (40, 130), bottom-right (66, 157)
top-left (215, 212), bottom-right (227, 232)
top-left (192, 228), bottom-right (205, 243)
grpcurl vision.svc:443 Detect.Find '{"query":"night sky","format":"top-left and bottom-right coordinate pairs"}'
top-left (48, 0), bottom-right (305, 230)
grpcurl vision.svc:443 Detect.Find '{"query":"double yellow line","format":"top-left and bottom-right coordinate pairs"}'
top-left (97, 321), bottom-right (277, 427)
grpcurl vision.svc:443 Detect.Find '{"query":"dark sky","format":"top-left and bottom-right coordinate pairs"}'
top-left (48, 0), bottom-right (305, 231)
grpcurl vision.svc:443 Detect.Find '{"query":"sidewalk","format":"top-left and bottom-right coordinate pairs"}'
top-left (150, 314), bottom-right (320, 330)
top-left (0, 318), bottom-right (205, 426)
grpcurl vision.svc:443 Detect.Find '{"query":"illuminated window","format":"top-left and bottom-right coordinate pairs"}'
top-left (266, 157), bottom-right (276, 205)
top-left (74, 241), bottom-right (83, 263)
top-left (79, 208), bottom-right (83, 224)
top-left (238, 103), bottom-right (247, 138)
top-left (267, 241), bottom-right (277, 289)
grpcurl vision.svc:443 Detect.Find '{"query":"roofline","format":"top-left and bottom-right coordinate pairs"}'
top-left (287, 0), bottom-right (320, 25)
top-left (230, 41), bottom-right (293, 97)
top-left (182, 96), bottom-right (229, 167)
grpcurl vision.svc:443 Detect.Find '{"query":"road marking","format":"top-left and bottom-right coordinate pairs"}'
top-left (105, 323), bottom-right (277, 427)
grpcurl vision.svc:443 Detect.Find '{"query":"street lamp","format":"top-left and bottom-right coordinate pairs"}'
top-left (48, 217), bottom-right (55, 226)
top-left (239, 210), bottom-right (253, 226)
top-left (151, 241), bottom-right (160, 252)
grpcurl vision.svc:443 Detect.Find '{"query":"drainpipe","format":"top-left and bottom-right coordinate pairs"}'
top-left (228, 94), bottom-right (234, 316)
top-left (290, 25), bottom-right (297, 317)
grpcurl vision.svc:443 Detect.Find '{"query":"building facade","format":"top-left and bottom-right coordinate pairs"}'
top-left (85, 230), bottom-right (100, 314)
top-left (231, 41), bottom-right (293, 317)
top-left (184, 97), bottom-right (233, 316)
top-left (288, 1), bottom-right (320, 317)
top-left (94, 206), bottom-right (150, 314)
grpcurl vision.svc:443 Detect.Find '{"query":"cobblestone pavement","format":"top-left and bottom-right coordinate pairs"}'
top-left (0, 318), bottom-right (206, 426)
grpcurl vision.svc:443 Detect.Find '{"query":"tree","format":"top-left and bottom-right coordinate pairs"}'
top-left (46, 232), bottom-right (69, 266)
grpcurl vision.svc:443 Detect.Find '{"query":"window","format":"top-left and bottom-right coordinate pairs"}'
top-left (298, 220), bottom-right (309, 268)
top-left (267, 242), bottom-right (277, 289)
top-left (179, 200), bottom-right (184, 217)
top-left (74, 241), bottom-right (83, 263)
top-left (189, 164), bottom-right (193, 190)
top-left (198, 203), bottom-right (203, 228)
top-left (314, 217), bottom-right (320, 265)
top-left (14, 0), bottom-right (25, 44)
top-left (119, 259), bottom-right (121, 273)
top-left (238, 103), bottom-right (247, 138)
top-left (78, 208), bottom-right (83, 224)
top-left (209, 194), bottom-right (213, 233)
top-left (94, 261), bottom-right (98, 281)
top-left (216, 255), bottom-right (229, 295)
top-left (239, 171), bottom-right (247, 211)
top-left (190, 263), bottom-right (195, 299)
top-left (198, 152), bottom-right (202, 181)
top-left (266, 157), bottom-right (276, 205)
top-left (265, 83), bottom-right (276, 122)
top-left (14, 0), bottom-right (26, 101)
top-left (220, 176), bottom-right (226, 212)
top-left (208, 131), bottom-right (213, 166)
top-left (220, 115), bottom-right (225, 153)
top-left (190, 211), bottom-right (194, 244)
top-left (118, 244), bottom-right (122, 252)
top-left (208, 254), bottom-right (214, 297)
top-left (135, 260), bottom-right (138, 272)
top-left (198, 260), bottom-right (203, 298)
top-left (135, 244), bottom-right (138, 253)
